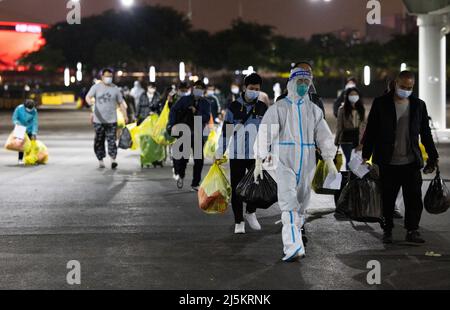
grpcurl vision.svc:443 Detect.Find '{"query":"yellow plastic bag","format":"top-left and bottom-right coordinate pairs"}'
top-left (198, 159), bottom-right (231, 214)
top-left (117, 108), bottom-right (126, 129)
top-left (151, 101), bottom-right (176, 146)
top-left (204, 128), bottom-right (220, 159)
top-left (24, 140), bottom-right (48, 165)
top-left (138, 114), bottom-right (159, 136)
top-left (312, 153), bottom-right (343, 194)
top-left (123, 122), bottom-right (140, 150)
top-left (5, 132), bottom-right (30, 152)
top-left (420, 142), bottom-right (428, 162)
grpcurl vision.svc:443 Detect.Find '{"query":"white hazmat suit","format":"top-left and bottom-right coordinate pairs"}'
top-left (254, 68), bottom-right (337, 261)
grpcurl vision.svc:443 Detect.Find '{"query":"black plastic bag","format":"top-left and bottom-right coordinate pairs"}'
top-left (337, 174), bottom-right (383, 223)
top-left (119, 127), bottom-right (132, 149)
top-left (424, 169), bottom-right (450, 214)
top-left (236, 167), bottom-right (278, 209)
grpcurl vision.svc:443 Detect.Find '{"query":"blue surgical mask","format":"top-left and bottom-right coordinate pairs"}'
top-left (297, 84), bottom-right (309, 97)
top-left (396, 88), bottom-right (412, 99)
top-left (245, 90), bottom-right (259, 101)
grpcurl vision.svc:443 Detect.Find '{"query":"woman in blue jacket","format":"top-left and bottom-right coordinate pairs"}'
top-left (12, 99), bottom-right (38, 164)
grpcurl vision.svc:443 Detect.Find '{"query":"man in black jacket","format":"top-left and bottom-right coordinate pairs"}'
top-left (362, 71), bottom-right (439, 244)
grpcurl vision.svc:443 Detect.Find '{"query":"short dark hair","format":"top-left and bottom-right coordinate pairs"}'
top-left (148, 82), bottom-right (156, 88)
top-left (193, 80), bottom-right (206, 89)
top-left (101, 68), bottom-right (113, 75)
top-left (397, 70), bottom-right (415, 81)
top-left (178, 81), bottom-right (190, 89)
top-left (244, 73), bottom-right (262, 87)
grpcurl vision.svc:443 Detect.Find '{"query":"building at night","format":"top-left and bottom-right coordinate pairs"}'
top-left (0, 9), bottom-right (47, 71)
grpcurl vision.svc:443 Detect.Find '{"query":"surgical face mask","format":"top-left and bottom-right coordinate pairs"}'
top-left (396, 87), bottom-right (412, 99)
top-left (26, 107), bottom-right (34, 112)
top-left (179, 90), bottom-right (191, 97)
top-left (296, 84), bottom-right (309, 97)
top-left (231, 86), bottom-right (240, 95)
top-left (206, 90), bottom-right (215, 96)
top-left (103, 77), bottom-right (113, 85)
top-left (245, 89), bottom-right (259, 101)
top-left (193, 88), bottom-right (204, 98)
top-left (348, 95), bottom-right (359, 104)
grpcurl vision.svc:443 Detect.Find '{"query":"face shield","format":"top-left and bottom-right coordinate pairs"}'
top-left (287, 68), bottom-right (313, 100)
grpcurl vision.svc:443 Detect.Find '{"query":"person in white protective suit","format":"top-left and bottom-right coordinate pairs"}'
top-left (130, 80), bottom-right (145, 106)
top-left (254, 68), bottom-right (338, 262)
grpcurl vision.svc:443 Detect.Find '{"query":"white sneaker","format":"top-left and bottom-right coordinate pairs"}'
top-left (98, 160), bottom-right (106, 168)
top-left (18, 160), bottom-right (24, 166)
top-left (234, 222), bottom-right (245, 234)
top-left (244, 213), bottom-right (261, 231)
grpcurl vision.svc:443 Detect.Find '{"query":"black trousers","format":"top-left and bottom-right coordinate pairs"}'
top-left (379, 163), bottom-right (423, 232)
top-left (230, 159), bottom-right (257, 224)
top-left (93, 123), bottom-right (118, 160)
top-left (173, 135), bottom-right (205, 187)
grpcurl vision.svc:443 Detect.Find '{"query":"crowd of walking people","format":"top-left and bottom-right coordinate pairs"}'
top-left (7, 62), bottom-right (441, 262)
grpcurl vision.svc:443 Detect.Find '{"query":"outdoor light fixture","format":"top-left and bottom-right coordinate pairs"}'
top-left (179, 62), bottom-right (186, 81)
top-left (121, 0), bottom-right (134, 7)
top-left (203, 77), bottom-right (209, 85)
top-left (64, 68), bottom-right (70, 87)
top-left (400, 63), bottom-right (407, 71)
top-left (149, 66), bottom-right (156, 82)
top-left (76, 62), bottom-right (82, 82)
top-left (364, 65), bottom-right (371, 86)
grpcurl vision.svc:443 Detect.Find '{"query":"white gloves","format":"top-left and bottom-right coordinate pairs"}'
top-left (325, 159), bottom-right (338, 176)
top-left (254, 159), bottom-right (264, 183)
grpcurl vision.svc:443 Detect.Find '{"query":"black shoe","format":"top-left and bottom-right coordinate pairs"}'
top-left (406, 230), bottom-right (425, 244)
top-left (111, 162), bottom-right (118, 169)
top-left (301, 227), bottom-right (308, 246)
top-left (393, 210), bottom-right (403, 219)
top-left (383, 231), bottom-right (393, 244)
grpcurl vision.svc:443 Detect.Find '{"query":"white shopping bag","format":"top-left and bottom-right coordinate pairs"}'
top-left (323, 173), bottom-right (342, 190)
top-left (13, 125), bottom-right (26, 139)
top-left (348, 150), bottom-right (370, 179)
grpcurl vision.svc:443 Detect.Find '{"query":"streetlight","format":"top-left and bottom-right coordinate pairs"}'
top-left (64, 68), bottom-right (70, 87)
top-left (364, 65), bottom-right (371, 86)
top-left (400, 63), bottom-right (407, 72)
top-left (149, 66), bottom-right (156, 83)
top-left (179, 62), bottom-right (186, 81)
top-left (121, 0), bottom-right (134, 7)
top-left (76, 62), bottom-right (82, 82)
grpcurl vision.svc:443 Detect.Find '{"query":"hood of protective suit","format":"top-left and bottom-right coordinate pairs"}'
top-left (287, 68), bottom-right (313, 103)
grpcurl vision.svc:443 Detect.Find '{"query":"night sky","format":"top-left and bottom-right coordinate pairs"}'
top-left (0, 0), bottom-right (406, 38)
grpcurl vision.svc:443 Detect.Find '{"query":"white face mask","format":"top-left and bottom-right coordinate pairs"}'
top-left (245, 90), bottom-right (259, 101)
top-left (231, 87), bottom-right (240, 95)
top-left (179, 90), bottom-right (191, 97)
top-left (206, 90), bottom-right (215, 96)
top-left (348, 95), bottom-right (360, 104)
top-left (103, 77), bottom-right (113, 85)
top-left (396, 87), bottom-right (412, 99)
top-left (193, 88), bottom-right (204, 98)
